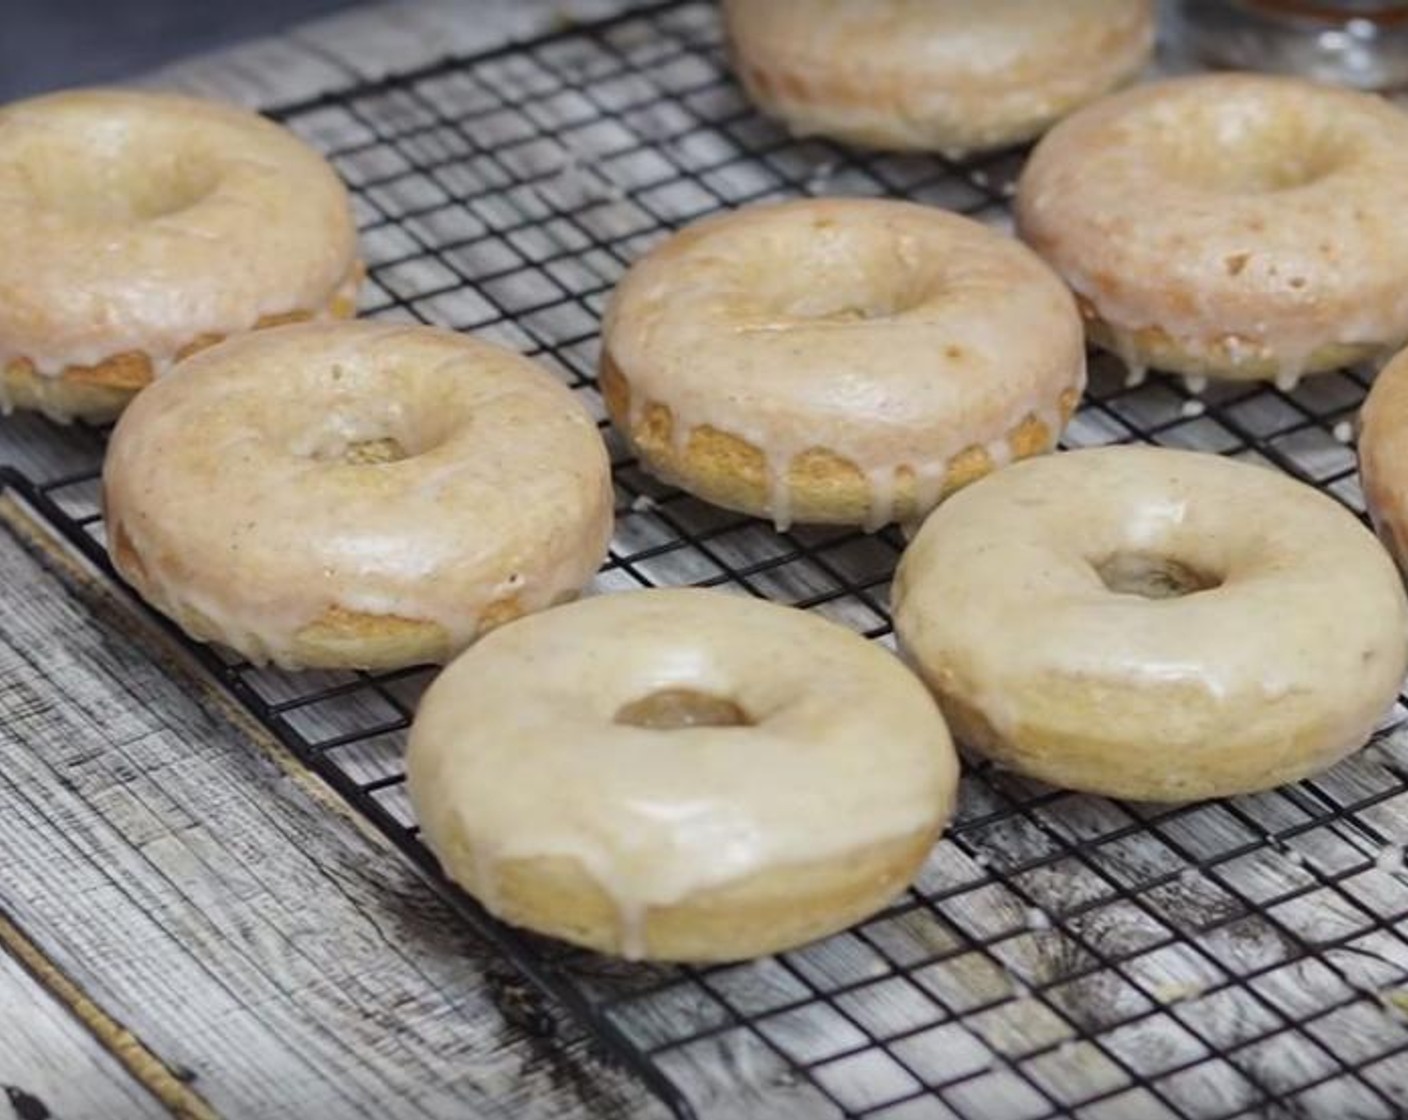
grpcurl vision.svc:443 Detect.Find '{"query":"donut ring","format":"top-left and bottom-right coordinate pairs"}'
top-left (1016, 74), bottom-right (1408, 388)
top-left (406, 588), bottom-right (959, 961)
top-left (601, 198), bottom-right (1085, 530)
top-left (723, 0), bottom-right (1155, 154)
top-left (103, 322), bottom-right (613, 671)
top-left (1359, 346), bottom-right (1408, 572)
top-left (893, 446), bottom-right (1408, 801)
top-left (0, 89), bottom-right (361, 422)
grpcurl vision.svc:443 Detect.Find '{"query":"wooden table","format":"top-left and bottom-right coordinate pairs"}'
top-left (7, 4), bottom-right (1408, 1119)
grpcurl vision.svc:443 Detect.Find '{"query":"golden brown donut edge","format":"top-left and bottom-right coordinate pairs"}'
top-left (601, 349), bottom-right (1080, 527)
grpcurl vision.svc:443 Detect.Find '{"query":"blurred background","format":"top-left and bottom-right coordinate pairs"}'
top-left (1, 0), bottom-right (362, 99)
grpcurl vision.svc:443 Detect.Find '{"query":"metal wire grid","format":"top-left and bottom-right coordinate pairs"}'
top-left (11, 2), bottom-right (1408, 1117)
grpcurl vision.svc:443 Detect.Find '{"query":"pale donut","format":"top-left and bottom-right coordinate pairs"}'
top-left (0, 89), bottom-right (361, 422)
top-left (406, 588), bottom-right (959, 962)
top-left (893, 446), bottom-right (1408, 802)
top-left (1017, 73), bottom-right (1408, 388)
top-left (1359, 346), bottom-right (1408, 573)
top-left (723, 0), bottom-right (1155, 154)
top-left (601, 198), bottom-right (1085, 530)
top-left (103, 322), bottom-right (613, 671)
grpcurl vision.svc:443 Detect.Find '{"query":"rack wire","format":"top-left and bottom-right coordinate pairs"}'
top-left (10, 3), bottom-right (1408, 1116)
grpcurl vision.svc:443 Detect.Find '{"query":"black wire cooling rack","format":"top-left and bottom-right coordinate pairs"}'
top-left (10, 3), bottom-right (1408, 1117)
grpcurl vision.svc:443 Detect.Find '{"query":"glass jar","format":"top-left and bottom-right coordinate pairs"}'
top-left (1182, 2), bottom-right (1408, 89)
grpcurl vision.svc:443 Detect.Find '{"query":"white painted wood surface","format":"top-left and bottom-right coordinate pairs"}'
top-left (0, 949), bottom-right (166, 1120)
top-left (143, 0), bottom-right (635, 106)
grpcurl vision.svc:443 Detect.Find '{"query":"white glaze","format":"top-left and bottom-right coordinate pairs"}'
top-left (603, 198), bottom-right (1086, 529)
top-left (103, 321), bottom-right (614, 669)
top-left (723, 0), bottom-right (1155, 154)
top-left (0, 89), bottom-right (359, 382)
top-left (894, 446), bottom-right (1408, 800)
top-left (1359, 346), bottom-right (1408, 573)
top-left (405, 588), bottom-right (960, 958)
top-left (1017, 74), bottom-right (1408, 383)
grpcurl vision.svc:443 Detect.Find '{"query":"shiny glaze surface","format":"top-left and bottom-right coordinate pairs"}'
top-left (724, 0), bottom-right (1154, 153)
top-left (407, 588), bottom-right (960, 958)
top-left (603, 197), bottom-right (1086, 529)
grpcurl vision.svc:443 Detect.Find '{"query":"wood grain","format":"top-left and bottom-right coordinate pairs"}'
top-left (143, 0), bottom-right (634, 107)
top-left (0, 492), bottom-right (660, 1120)
top-left (0, 938), bottom-right (168, 1120)
top-left (0, 909), bottom-right (216, 1119)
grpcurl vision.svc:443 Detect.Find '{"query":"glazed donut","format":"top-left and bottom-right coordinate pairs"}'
top-left (723, 0), bottom-right (1155, 154)
top-left (893, 446), bottom-right (1408, 801)
top-left (103, 322), bottom-right (613, 671)
top-left (0, 89), bottom-right (361, 422)
top-left (406, 588), bottom-right (959, 961)
top-left (601, 198), bottom-right (1085, 530)
top-left (1359, 346), bottom-right (1408, 572)
top-left (1017, 73), bottom-right (1408, 388)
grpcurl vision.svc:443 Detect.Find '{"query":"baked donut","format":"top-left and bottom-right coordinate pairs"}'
top-left (406, 588), bottom-right (959, 961)
top-left (0, 89), bottom-right (361, 422)
top-left (1359, 346), bottom-right (1408, 572)
top-left (723, 0), bottom-right (1155, 154)
top-left (1016, 73), bottom-right (1408, 388)
top-left (601, 198), bottom-right (1085, 530)
top-left (893, 446), bottom-right (1408, 801)
top-left (103, 322), bottom-right (613, 671)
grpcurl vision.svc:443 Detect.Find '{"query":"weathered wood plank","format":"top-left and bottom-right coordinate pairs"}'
top-left (142, 0), bottom-right (635, 107)
top-left (0, 939), bottom-right (169, 1120)
top-left (0, 907), bottom-right (216, 1119)
top-left (0, 492), bottom-right (661, 1120)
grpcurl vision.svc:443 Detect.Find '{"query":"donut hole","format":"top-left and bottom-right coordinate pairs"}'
top-left (752, 222), bottom-right (935, 325)
top-left (16, 134), bottom-right (220, 223)
top-left (1095, 552), bottom-right (1222, 600)
top-left (296, 435), bottom-right (412, 466)
top-left (291, 422), bottom-right (423, 466)
top-left (289, 393), bottom-right (455, 466)
top-left (106, 161), bottom-right (219, 222)
top-left (1152, 103), bottom-right (1348, 194)
top-left (339, 438), bottom-right (409, 465)
top-left (778, 292), bottom-right (910, 324)
top-left (614, 688), bottom-right (753, 730)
